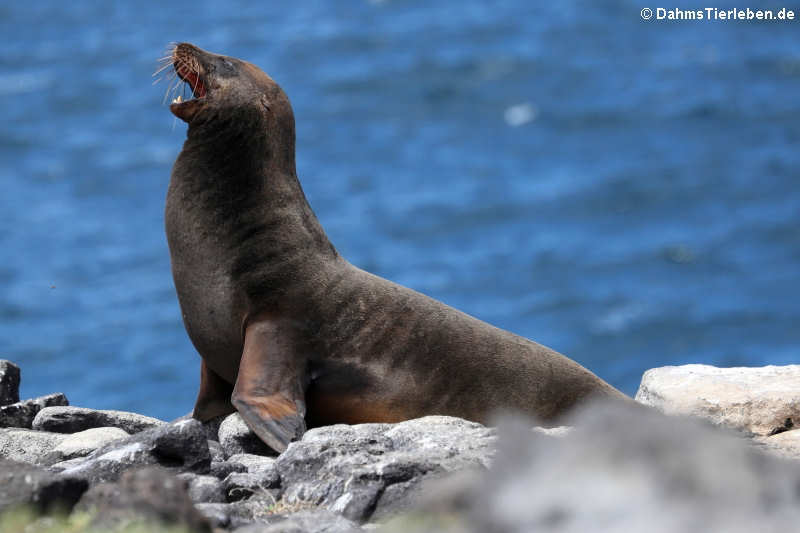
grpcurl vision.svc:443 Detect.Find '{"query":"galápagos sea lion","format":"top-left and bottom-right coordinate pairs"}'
top-left (162, 43), bottom-right (629, 453)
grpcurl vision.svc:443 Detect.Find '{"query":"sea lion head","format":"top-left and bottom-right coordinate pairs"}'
top-left (164, 43), bottom-right (293, 134)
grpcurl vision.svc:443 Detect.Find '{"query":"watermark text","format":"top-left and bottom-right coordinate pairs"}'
top-left (640, 7), bottom-right (796, 21)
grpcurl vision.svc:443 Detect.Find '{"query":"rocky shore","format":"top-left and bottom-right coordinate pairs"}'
top-left (2, 359), bottom-right (800, 532)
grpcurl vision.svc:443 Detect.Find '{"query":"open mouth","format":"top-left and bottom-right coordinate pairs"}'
top-left (156, 43), bottom-right (209, 122)
top-left (173, 60), bottom-right (207, 102)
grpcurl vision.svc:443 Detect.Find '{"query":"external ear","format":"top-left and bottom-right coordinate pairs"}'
top-left (260, 94), bottom-right (270, 112)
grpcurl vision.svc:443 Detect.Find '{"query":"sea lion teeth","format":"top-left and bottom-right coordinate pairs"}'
top-left (173, 95), bottom-right (183, 104)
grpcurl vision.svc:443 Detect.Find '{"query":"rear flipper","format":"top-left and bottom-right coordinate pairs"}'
top-left (192, 360), bottom-right (236, 421)
top-left (232, 317), bottom-right (307, 453)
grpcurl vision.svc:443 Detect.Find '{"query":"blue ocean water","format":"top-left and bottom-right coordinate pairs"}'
top-left (1, 2), bottom-right (798, 421)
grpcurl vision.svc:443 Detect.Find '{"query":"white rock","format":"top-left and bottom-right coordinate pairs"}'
top-left (218, 414), bottom-right (273, 457)
top-left (636, 364), bottom-right (800, 436)
top-left (50, 427), bottom-right (130, 461)
top-left (226, 453), bottom-right (277, 474)
top-left (458, 401), bottom-right (800, 533)
top-left (276, 415), bottom-right (497, 522)
top-left (755, 429), bottom-right (800, 460)
top-left (0, 428), bottom-right (68, 464)
top-left (532, 426), bottom-right (573, 437)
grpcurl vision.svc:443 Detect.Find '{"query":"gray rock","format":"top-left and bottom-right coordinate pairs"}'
top-left (141, 418), bottom-right (211, 472)
top-left (195, 498), bottom-right (275, 530)
top-left (0, 427), bottom-right (68, 464)
top-left (276, 416), bottom-right (496, 522)
top-left (201, 414), bottom-right (226, 441)
top-left (532, 425), bottom-right (573, 437)
top-left (224, 471), bottom-right (281, 502)
top-left (388, 401), bottom-right (800, 533)
top-left (49, 456), bottom-right (91, 473)
top-left (219, 413), bottom-right (277, 457)
top-left (57, 440), bottom-right (154, 482)
top-left (636, 364), bottom-right (800, 436)
top-left (233, 509), bottom-right (361, 533)
top-left (46, 427), bottom-right (130, 463)
top-left (32, 405), bottom-right (165, 434)
top-left (227, 453), bottom-right (279, 475)
top-left (0, 360), bottom-right (20, 406)
top-left (195, 502), bottom-right (235, 529)
top-left (211, 460), bottom-right (248, 479)
top-left (178, 473), bottom-right (227, 503)
top-left (58, 418), bottom-right (211, 483)
top-left (75, 466), bottom-right (211, 532)
top-left (0, 458), bottom-right (88, 513)
top-left (174, 412), bottom-right (227, 441)
top-left (209, 439), bottom-right (225, 462)
top-left (0, 393), bottom-right (68, 428)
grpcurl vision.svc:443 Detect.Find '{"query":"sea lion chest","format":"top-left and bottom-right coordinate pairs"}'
top-left (165, 173), bottom-right (245, 384)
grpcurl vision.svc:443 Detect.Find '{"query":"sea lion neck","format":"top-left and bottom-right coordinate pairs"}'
top-left (172, 118), bottom-right (335, 254)
top-left (168, 93), bottom-right (338, 313)
top-left (184, 101), bottom-right (295, 175)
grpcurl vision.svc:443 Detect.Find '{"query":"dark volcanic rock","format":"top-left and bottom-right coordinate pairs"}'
top-left (210, 460), bottom-right (248, 479)
top-left (195, 498), bottom-right (274, 530)
top-left (143, 417), bottom-right (211, 472)
top-left (208, 439), bottom-right (225, 462)
top-left (0, 458), bottom-right (88, 513)
top-left (0, 360), bottom-right (20, 406)
top-left (276, 416), bottom-right (496, 523)
top-left (224, 471), bottom-right (281, 502)
top-left (201, 414), bottom-right (226, 442)
top-left (32, 406), bottom-right (165, 434)
top-left (75, 466), bottom-right (211, 532)
top-left (219, 413), bottom-right (277, 457)
top-left (0, 427), bottom-right (68, 465)
top-left (56, 418), bottom-right (211, 483)
top-left (0, 393), bottom-right (68, 428)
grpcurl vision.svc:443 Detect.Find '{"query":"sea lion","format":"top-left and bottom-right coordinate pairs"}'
top-left (163, 43), bottom-right (629, 453)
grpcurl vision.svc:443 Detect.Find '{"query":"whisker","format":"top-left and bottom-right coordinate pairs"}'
top-left (152, 71), bottom-right (176, 86)
top-left (171, 76), bottom-right (183, 99)
top-left (156, 43), bottom-right (197, 110)
top-left (162, 74), bottom-right (182, 105)
top-left (162, 82), bottom-right (173, 105)
top-left (152, 61), bottom-right (173, 77)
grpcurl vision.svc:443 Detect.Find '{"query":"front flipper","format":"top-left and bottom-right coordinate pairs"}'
top-left (231, 317), bottom-right (307, 453)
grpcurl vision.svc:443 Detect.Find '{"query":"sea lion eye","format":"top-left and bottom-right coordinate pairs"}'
top-left (222, 59), bottom-right (235, 71)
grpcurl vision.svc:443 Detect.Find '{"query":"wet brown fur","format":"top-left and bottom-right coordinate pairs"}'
top-left (164, 43), bottom-right (629, 452)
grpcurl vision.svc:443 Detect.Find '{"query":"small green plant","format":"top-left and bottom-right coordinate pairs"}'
top-left (0, 507), bottom-right (196, 533)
